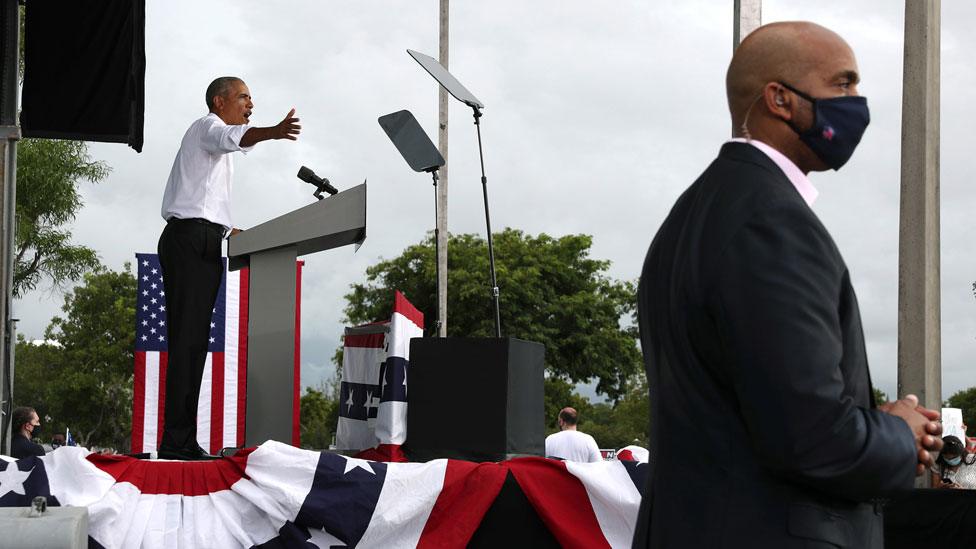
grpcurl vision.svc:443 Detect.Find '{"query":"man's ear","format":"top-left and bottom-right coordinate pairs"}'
top-left (763, 82), bottom-right (793, 122)
top-left (212, 94), bottom-right (224, 113)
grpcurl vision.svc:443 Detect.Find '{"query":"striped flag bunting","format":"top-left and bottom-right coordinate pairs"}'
top-left (336, 290), bottom-right (423, 458)
top-left (0, 442), bottom-right (646, 548)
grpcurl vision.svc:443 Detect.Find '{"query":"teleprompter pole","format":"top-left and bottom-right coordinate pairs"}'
top-left (472, 108), bottom-right (501, 337)
top-left (431, 169), bottom-right (443, 336)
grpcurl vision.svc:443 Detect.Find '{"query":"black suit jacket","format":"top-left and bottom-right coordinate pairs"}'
top-left (11, 433), bottom-right (45, 459)
top-left (634, 143), bottom-right (916, 548)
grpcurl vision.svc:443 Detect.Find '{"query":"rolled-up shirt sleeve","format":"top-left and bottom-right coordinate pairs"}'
top-left (201, 118), bottom-right (253, 154)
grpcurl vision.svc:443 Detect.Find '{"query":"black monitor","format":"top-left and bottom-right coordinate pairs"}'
top-left (377, 110), bottom-right (445, 173)
top-left (407, 49), bottom-right (485, 110)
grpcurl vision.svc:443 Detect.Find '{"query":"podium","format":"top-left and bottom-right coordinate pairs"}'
top-left (228, 183), bottom-right (366, 446)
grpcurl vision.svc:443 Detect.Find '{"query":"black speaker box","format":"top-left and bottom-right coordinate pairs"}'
top-left (406, 337), bottom-right (545, 462)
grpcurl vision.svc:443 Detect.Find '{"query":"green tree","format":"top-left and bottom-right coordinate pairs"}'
top-left (343, 229), bottom-right (642, 401)
top-left (300, 382), bottom-right (340, 450)
top-left (14, 139), bottom-right (109, 296)
top-left (544, 377), bottom-right (594, 435)
top-left (574, 374), bottom-right (650, 450)
top-left (873, 388), bottom-right (889, 406)
top-left (13, 264), bottom-right (136, 450)
top-left (946, 387), bottom-right (976, 431)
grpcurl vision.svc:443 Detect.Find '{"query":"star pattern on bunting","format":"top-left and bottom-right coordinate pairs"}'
top-left (0, 465), bottom-right (33, 498)
top-left (341, 456), bottom-right (375, 475)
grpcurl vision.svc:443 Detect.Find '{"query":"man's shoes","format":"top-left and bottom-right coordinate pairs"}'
top-left (191, 443), bottom-right (221, 460)
top-left (157, 443), bottom-right (220, 461)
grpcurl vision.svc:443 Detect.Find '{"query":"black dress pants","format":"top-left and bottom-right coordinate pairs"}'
top-left (157, 218), bottom-right (224, 450)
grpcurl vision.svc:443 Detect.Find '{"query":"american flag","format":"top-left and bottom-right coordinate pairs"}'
top-left (131, 253), bottom-right (250, 455)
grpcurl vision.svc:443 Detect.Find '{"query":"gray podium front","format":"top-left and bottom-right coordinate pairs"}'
top-left (228, 183), bottom-right (366, 446)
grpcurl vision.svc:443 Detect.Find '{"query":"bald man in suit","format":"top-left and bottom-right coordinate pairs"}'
top-left (634, 22), bottom-right (942, 548)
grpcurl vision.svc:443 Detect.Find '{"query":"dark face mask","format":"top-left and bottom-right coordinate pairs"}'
top-left (779, 81), bottom-right (870, 170)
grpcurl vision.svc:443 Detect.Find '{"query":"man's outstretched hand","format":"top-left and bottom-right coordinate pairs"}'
top-left (879, 394), bottom-right (943, 476)
top-left (273, 109), bottom-right (301, 140)
top-left (240, 109), bottom-right (301, 147)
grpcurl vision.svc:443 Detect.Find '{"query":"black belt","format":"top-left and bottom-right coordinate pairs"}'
top-left (167, 217), bottom-right (226, 233)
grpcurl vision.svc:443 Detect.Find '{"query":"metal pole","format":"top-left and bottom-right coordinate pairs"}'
top-left (436, 0), bottom-right (449, 337)
top-left (733, 0), bottom-right (762, 50)
top-left (473, 108), bottom-right (501, 337)
top-left (431, 170), bottom-right (442, 336)
top-left (897, 0), bottom-right (941, 413)
top-left (733, 0), bottom-right (761, 136)
top-left (0, 0), bottom-right (19, 456)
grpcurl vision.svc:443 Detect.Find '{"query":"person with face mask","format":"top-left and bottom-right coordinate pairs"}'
top-left (634, 22), bottom-right (943, 548)
top-left (10, 406), bottom-right (46, 459)
top-left (931, 435), bottom-right (976, 489)
top-left (50, 433), bottom-right (66, 450)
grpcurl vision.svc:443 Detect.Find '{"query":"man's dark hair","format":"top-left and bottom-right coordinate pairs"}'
top-left (558, 407), bottom-right (578, 426)
top-left (11, 406), bottom-right (35, 431)
top-left (206, 76), bottom-right (243, 111)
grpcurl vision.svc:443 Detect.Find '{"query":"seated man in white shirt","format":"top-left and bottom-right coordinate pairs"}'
top-left (545, 406), bottom-right (602, 462)
top-left (157, 76), bottom-right (300, 460)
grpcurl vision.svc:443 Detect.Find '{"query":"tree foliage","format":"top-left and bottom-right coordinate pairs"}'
top-left (343, 229), bottom-right (641, 401)
top-left (300, 381), bottom-right (340, 450)
top-left (14, 138), bottom-right (108, 296)
top-left (586, 375), bottom-right (650, 449)
top-left (946, 387), bottom-right (976, 431)
top-left (13, 264), bottom-right (136, 450)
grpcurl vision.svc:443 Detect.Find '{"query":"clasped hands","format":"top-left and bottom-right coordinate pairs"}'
top-left (879, 394), bottom-right (943, 477)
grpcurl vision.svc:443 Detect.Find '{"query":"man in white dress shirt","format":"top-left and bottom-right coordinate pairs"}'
top-left (545, 406), bottom-right (602, 462)
top-left (157, 76), bottom-right (300, 460)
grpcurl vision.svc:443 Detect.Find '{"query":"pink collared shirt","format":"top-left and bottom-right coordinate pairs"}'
top-left (730, 138), bottom-right (818, 207)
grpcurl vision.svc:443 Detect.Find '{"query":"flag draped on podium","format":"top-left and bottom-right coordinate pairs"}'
top-left (131, 253), bottom-right (253, 454)
top-left (336, 291), bottom-right (423, 455)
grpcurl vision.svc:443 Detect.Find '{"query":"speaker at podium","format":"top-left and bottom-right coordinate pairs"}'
top-left (405, 337), bottom-right (545, 462)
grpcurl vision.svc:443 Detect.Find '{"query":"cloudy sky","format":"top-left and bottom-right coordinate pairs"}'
top-left (15, 1), bottom-right (976, 402)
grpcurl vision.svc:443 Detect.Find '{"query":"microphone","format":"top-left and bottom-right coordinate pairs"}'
top-left (297, 166), bottom-right (339, 198)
